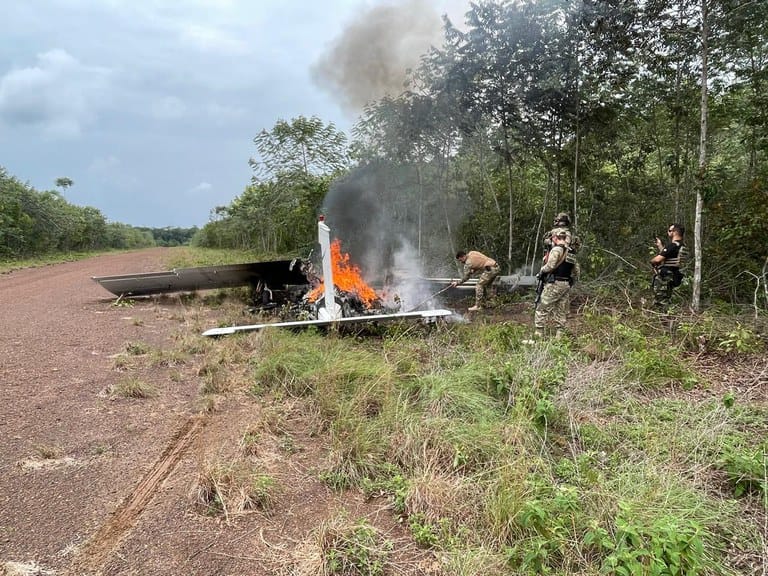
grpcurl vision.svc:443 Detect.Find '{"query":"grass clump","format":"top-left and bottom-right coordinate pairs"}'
top-left (193, 461), bottom-right (277, 519)
top-left (317, 518), bottom-right (391, 576)
top-left (111, 377), bottom-right (157, 398)
top-left (124, 340), bottom-right (151, 356)
top-left (717, 438), bottom-right (768, 497)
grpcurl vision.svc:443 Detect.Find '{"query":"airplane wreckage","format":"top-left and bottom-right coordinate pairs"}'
top-left (93, 217), bottom-right (536, 336)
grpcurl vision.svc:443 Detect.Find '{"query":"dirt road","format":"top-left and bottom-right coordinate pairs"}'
top-left (0, 249), bottom-right (414, 576)
top-left (0, 249), bottom-right (203, 574)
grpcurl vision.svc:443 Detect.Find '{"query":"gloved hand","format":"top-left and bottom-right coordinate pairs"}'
top-left (449, 280), bottom-right (458, 288)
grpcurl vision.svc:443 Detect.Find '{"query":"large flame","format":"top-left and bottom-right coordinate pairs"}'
top-left (307, 239), bottom-right (379, 307)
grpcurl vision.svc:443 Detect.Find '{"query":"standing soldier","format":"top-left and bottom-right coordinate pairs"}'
top-left (543, 212), bottom-right (573, 250)
top-left (450, 250), bottom-right (501, 311)
top-left (534, 230), bottom-right (580, 338)
top-left (651, 223), bottom-right (685, 309)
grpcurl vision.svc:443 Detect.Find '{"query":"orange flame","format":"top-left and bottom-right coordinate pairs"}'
top-left (307, 239), bottom-right (379, 307)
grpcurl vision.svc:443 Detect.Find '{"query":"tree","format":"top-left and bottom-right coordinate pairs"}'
top-left (249, 116), bottom-right (351, 182)
top-left (54, 177), bottom-right (74, 190)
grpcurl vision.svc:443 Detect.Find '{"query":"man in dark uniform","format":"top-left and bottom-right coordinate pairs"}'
top-left (651, 223), bottom-right (685, 308)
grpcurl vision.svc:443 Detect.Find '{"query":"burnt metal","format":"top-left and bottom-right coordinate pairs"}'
top-left (415, 274), bottom-right (538, 293)
top-left (93, 259), bottom-right (311, 298)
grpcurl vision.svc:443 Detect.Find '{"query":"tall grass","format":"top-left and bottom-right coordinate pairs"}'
top-left (204, 312), bottom-right (766, 575)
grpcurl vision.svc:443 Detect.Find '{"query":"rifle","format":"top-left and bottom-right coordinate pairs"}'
top-left (534, 273), bottom-right (546, 309)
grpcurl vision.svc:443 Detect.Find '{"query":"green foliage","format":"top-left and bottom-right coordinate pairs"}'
top-left (360, 472), bottom-right (409, 515)
top-left (620, 347), bottom-right (698, 390)
top-left (320, 520), bottom-right (391, 576)
top-left (196, 116), bottom-right (348, 254)
top-left (717, 440), bottom-right (768, 497)
top-left (196, 295), bottom-right (765, 573)
top-left (677, 314), bottom-right (764, 355)
top-left (250, 115), bottom-right (351, 181)
top-left (0, 166), bottom-right (155, 259)
top-left (602, 509), bottom-right (706, 576)
top-left (408, 513), bottom-right (453, 549)
top-left (717, 324), bottom-right (762, 354)
top-left (135, 226), bottom-right (199, 247)
top-left (477, 322), bottom-right (528, 354)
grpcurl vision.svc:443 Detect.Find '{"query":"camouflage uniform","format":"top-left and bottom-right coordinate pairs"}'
top-left (543, 212), bottom-right (573, 251)
top-left (455, 250), bottom-right (500, 310)
top-left (535, 234), bottom-right (580, 337)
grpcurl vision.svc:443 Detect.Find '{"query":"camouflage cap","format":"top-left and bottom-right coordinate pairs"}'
top-left (554, 212), bottom-right (570, 225)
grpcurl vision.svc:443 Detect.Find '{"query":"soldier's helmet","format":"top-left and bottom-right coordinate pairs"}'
top-left (554, 212), bottom-right (570, 226)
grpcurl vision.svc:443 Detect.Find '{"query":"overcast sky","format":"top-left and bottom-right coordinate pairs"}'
top-left (0, 0), bottom-right (469, 228)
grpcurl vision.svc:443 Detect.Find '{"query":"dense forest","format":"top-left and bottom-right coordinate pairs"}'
top-left (0, 167), bottom-right (198, 257)
top-left (196, 0), bottom-right (767, 308)
top-left (3, 0), bottom-right (766, 309)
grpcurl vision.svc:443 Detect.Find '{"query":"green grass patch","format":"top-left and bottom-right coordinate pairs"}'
top-left (197, 301), bottom-right (765, 574)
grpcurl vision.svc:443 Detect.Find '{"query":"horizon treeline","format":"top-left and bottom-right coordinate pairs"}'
top-left (0, 167), bottom-right (198, 258)
top-left (197, 0), bottom-right (767, 305)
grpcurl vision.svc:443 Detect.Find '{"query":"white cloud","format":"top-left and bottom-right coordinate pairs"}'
top-left (187, 181), bottom-right (213, 195)
top-left (206, 102), bottom-right (247, 123)
top-left (179, 23), bottom-right (248, 54)
top-left (151, 95), bottom-right (188, 119)
top-left (0, 48), bottom-right (112, 139)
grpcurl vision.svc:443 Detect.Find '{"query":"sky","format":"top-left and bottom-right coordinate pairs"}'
top-left (0, 0), bottom-right (470, 228)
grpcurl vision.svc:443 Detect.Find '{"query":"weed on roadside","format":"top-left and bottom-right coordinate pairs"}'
top-left (192, 461), bottom-right (277, 520)
top-left (111, 377), bottom-right (157, 399)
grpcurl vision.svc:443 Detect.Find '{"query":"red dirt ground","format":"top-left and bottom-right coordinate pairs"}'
top-left (2, 249), bottom-right (765, 575)
top-left (0, 249), bottom-right (435, 576)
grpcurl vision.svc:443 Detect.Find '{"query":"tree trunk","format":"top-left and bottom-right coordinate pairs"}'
top-left (693, 0), bottom-right (708, 312)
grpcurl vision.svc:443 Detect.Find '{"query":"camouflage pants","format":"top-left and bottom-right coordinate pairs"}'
top-left (652, 267), bottom-right (682, 308)
top-left (475, 265), bottom-right (500, 306)
top-left (535, 280), bottom-right (570, 330)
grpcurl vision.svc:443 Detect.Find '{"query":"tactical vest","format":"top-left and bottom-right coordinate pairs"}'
top-left (554, 251), bottom-right (576, 278)
top-left (549, 247), bottom-right (577, 279)
top-left (544, 227), bottom-right (581, 254)
top-left (663, 241), bottom-right (684, 268)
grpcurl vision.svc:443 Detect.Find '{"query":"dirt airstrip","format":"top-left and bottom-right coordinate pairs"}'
top-left (0, 249), bottom-right (433, 576)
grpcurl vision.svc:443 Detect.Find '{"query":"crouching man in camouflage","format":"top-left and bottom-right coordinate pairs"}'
top-left (450, 250), bottom-right (500, 311)
top-left (534, 230), bottom-right (580, 338)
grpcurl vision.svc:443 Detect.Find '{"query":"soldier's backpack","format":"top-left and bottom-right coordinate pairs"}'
top-left (569, 234), bottom-right (582, 254)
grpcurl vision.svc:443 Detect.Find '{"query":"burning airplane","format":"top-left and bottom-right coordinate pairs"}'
top-left (201, 216), bottom-right (452, 336)
top-left (93, 216), bottom-right (455, 336)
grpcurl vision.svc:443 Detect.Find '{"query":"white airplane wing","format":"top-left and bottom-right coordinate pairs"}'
top-left (202, 309), bottom-right (453, 337)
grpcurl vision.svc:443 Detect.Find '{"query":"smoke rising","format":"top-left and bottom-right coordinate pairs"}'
top-left (311, 0), bottom-right (445, 113)
top-left (313, 0), bottom-right (472, 309)
top-left (321, 164), bottom-right (400, 278)
top-left (321, 163), bottom-right (463, 311)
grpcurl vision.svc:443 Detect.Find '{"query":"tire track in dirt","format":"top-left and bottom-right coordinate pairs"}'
top-left (66, 416), bottom-right (206, 576)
